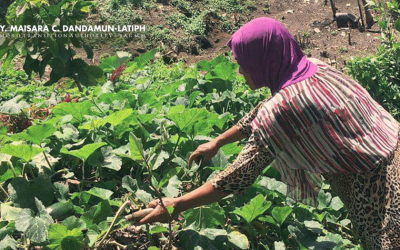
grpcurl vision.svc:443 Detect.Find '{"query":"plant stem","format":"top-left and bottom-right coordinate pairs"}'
top-left (73, 76), bottom-right (84, 92)
top-left (143, 155), bottom-right (174, 250)
top-left (7, 161), bottom-right (17, 178)
top-left (80, 160), bottom-right (85, 192)
top-left (0, 183), bottom-right (9, 199)
top-left (42, 151), bottom-right (54, 172)
top-left (196, 158), bottom-right (203, 188)
top-left (160, 131), bottom-right (182, 170)
top-left (50, 168), bottom-right (69, 178)
top-left (91, 99), bottom-right (106, 117)
top-left (96, 200), bottom-right (131, 248)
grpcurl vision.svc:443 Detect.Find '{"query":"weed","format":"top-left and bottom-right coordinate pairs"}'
top-left (146, 25), bottom-right (176, 48)
top-left (244, 0), bottom-right (257, 10)
top-left (166, 13), bottom-right (189, 29)
top-left (264, 2), bottom-right (271, 14)
top-left (170, 0), bottom-right (194, 17)
top-left (295, 31), bottom-right (312, 50)
top-left (100, 1), bottom-right (143, 26)
top-left (205, 0), bottom-right (246, 14)
top-left (339, 47), bottom-right (349, 53)
top-left (185, 14), bottom-right (207, 36)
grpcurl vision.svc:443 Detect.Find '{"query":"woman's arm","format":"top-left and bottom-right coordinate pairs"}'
top-left (188, 122), bottom-right (246, 167)
top-left (188, 99), bottom-right (269, 167)
top-left (176, 181), bottom-right (230, 212)
top-left (138, 181), bottom-right (229, 224)
top-left (139, 133), bottom-right (274, 224)
top-left (215, 125), bottom-right (246, 147)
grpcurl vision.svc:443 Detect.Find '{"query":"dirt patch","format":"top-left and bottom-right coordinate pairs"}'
top-left (178, 0), bottom-right (382, 70)
top-left (73, 0), bottom-right (384, 71)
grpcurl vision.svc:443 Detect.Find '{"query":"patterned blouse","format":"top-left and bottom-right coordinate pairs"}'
top-left (209, 58), bottom-right (400, 207)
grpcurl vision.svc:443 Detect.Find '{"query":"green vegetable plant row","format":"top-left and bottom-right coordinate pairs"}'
top-left (0, 50), bottom-right (362, 249)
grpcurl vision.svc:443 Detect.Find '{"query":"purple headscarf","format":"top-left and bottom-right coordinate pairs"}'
top-left (227, 17), bottom-right (317, 95)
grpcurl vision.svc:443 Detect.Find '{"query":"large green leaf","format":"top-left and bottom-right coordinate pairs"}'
top-left (60, 142), bottom-right (107, 161)
top-left (151, 150), bottom-right (169, 171)
top-left (161, 175), bottom-right (181, 198)
top-left (99, 51), bottom-right (131, 73)
top-left (54, 183), bottom-right (69, 202)
top-left (210, 149), bottom-right (229, 168)
top-left (304, 220), bottom-right (323, 234)
top-left (81, 200), bottom-right (112, 227)
top-left (133, 48), bottom-right (158, 68)
top-left (209, 62), bottom-right (235, 81)
top-left (287, 222), bottom-right (317, 248)
top-left (0, 235), bottom-right (17, 250)
top-left (0, 95), bottom-right (29, 114)
top-left (47, 224), bottom-right (84, 250)
top-left (129, 133), bottom-right (145, 161)
top-left (31, 175), bottom-right (55, 207)
top-left (271, 206), bottom-right (292, 226)
top-left (52, 101), bottom-right (93, 124)
top-left (317, 189), bottom-right (332, 209)
top-left (8, 178), bottom-right (35, 210)
top-left (105, 109), bottom-right (134, 126)
top-left (233, 194), bottom-right (271, 224)
top-left (330, 197), bottom-right (344, 211)
top-left (0, 204), bottom-right (22, 221)
top-left (178, 226), bottom-right (228, 250)
top-left (12, 124), bottom-right (56, 145)
top-left (75, 64), bottom-right (104, 87)
top-left (257, 177), bottom-right (287, 196)
top-left (62, 216), bottom-right (86, 231)
top-left (53, 124), bottom-right (79, 142)
top-left (167, 108), bottom-right (217, 136)
top-left (0, 222), bottom-right (14, 242)
top-left (221, 142), bottom-right (242, 156)
top-left (2, 48), bottom-right (18, 71)
top-left (73, 1), bottom-right (96, 13)
top-left (159, 167), bottom-right (181, 188)
top-left (0, 144), bottom-right (45, 162)
top-left (88, 146), bottom-right (122, 171)
top-left (121, 175), bottom-right (137, 193)
top-left (121, 176), bottom-right (153, 205)
top-left (227, 231), bottom-right (249, 250)
top-left (15, 198), bottom-right (54, 243)
top-left (84, 187), bottom-right (113, 200)
top-left (183, 203), bottom-right (225, 230)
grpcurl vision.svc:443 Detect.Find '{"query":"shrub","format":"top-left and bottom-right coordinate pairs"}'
top-left (346, 44), bottom-right (400, 120)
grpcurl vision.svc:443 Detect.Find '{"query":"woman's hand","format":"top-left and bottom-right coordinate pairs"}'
top-left (137, 197), bottom-right (181, 225)
top-left (188, 140), bottom-right (220, 168)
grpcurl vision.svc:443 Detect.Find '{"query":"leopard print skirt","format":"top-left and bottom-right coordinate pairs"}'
top-left (322, 140), bottom-right (400, 250)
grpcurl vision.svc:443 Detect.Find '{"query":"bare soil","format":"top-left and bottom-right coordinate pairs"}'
top-left (78, 0), bottom-right (384, 72)
top-left (6, 0), bottom-right (384, 79)
top-left (174, 0), bottom-right (382, 70)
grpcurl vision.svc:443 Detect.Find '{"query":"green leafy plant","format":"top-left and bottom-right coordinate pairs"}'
top-left (366, 0), bottom-right (400, 46)
top-left (1, 0), bottom-right (103, 91)
top-left (346, 1), bottom-right (400, 120)
top-left (0, 51), bottom-right (363, 250)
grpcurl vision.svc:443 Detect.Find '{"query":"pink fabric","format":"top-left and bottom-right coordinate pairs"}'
top-left (250, 58), bottom-right (400, 206)
top-left (227, 17), bottom-right (317, 95)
